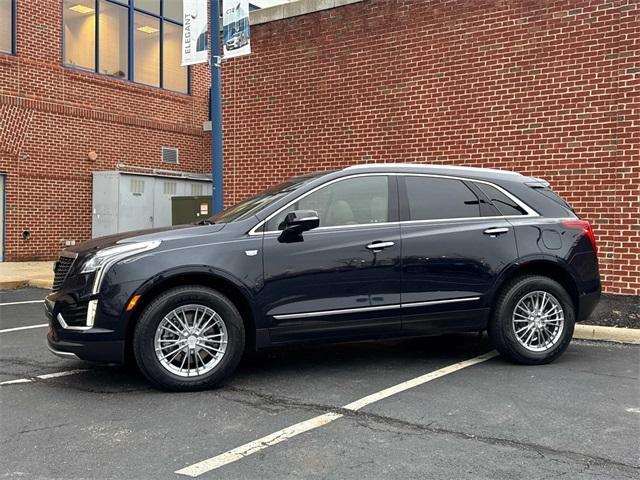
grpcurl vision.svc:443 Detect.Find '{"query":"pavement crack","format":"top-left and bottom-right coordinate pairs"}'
top-left (221, 385), bottom-right (640, 475)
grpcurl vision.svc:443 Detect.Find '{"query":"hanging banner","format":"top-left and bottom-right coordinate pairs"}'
top-left (223, 0), bottom-right (251, 59)
top-left (182, 0), bottom-right (209, 66)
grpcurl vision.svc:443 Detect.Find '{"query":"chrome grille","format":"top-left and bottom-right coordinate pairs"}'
top-left (52, 254), bottom-right (76, 291)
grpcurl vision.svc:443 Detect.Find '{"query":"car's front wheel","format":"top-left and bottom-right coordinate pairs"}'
top-left (489, 275), bottom-right (575, 365)
top-left (133, 286), bottom-right (245, 391)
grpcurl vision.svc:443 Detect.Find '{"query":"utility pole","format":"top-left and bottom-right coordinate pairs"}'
top-left (210, 0), bottom-right (224, 213)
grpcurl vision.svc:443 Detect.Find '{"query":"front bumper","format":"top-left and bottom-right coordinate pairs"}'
top-left (45, 296), bottom-right (126, 364)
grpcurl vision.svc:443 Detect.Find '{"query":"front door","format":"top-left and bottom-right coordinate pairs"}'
top-left (398, 175), bottom-right (519, 335)
top-left (260, 175), bottom-right (402, 343)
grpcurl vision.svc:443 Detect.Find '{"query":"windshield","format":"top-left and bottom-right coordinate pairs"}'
top-left (207, 172), bottom-right (328, 224)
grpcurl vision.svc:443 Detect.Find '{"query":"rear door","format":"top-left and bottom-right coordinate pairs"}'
top-left (398, 175), bottom-right (519, 335)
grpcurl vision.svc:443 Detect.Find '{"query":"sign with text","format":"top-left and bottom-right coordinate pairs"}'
top-left (182, 0), bottom-right (209, 66)
top-left (223, 0), bottom-right (251, 59)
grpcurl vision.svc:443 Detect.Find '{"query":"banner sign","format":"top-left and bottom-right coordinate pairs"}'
top-left (182, 0), bottom-right (209, 66)
top-left (223, 0), bottom-right (251, 59)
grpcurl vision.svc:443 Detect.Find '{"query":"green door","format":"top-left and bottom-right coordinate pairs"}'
top-left (171, 196), bottom-right (213, 225)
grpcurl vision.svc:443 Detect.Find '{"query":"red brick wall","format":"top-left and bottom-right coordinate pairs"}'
top-left (0, 0), bottom-right (638, 296)
top-left (0, 0), bottom-right (211, 260)
top-left (220, 0), bottom-right (639, 295)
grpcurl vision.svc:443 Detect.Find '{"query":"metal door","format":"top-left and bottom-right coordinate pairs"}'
top-left (118, 175), bottom-right (155, 232)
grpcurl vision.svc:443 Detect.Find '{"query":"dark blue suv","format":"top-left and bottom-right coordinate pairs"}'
top-left (46, 164), bottom-right (601, 391)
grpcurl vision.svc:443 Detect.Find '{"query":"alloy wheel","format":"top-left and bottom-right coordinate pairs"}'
top-left (512, 290), bottom-right (565, 352)
top-left (154, 304), bottom-right (228, 377)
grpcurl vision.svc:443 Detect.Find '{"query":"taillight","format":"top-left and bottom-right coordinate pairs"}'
top-left (563, 219), bottom-right (597, 253)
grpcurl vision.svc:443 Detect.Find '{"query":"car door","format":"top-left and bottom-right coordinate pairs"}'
top-left (259, 174), bottom-right (402, 343)
top-left (398, 175), bottom-right (519, 335)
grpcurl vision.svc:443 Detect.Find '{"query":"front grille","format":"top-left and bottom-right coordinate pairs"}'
top-left (52, 254), bottom-right (76, 291)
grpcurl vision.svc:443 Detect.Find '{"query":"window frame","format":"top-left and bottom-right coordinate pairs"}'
top-left (0, 0), bottom-right (16, 55)
top-left (253, 174), bottom-right (399, 235)
top-left (398, 174), bottom-right (538, 224)
top-left (61, 0), bottom-right (190, 94)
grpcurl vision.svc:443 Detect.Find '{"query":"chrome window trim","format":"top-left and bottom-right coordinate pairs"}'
top-left (272, 296), bottom-right (480, 320)
top-left (249, 172), bottom-right (538, 236)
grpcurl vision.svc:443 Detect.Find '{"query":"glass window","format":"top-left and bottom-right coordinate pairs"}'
top-left (135, 0), bottom-right (160, 14)
top-left (163, 21), bottom-right (187, 92)
top-left (63, 0), bottom-right (96, 70)
top-left (404, 177), bottom-right (480, 221)
top-left (134, 12), bottom-right (160, 87)
top-left (0, 0), bottom-right (12, 54)
top-left (62, 0), bottom-right (188, 92)
top-left (99, 0), bottom-right (128, 78)
top-left (475, 183), bottom-right (527, 216)
top-left (267, 176), bottom-right (389, 231)
top-left (164, 0), bottom-right (183, 22)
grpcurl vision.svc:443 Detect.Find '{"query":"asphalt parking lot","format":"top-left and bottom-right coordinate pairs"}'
top-left (1, 288), bottom-right (639, 480)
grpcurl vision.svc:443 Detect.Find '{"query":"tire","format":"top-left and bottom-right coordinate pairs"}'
top-left (488, 275), bottom-right (575, 365)
top-left (133, 285), bottom-right (245, 391)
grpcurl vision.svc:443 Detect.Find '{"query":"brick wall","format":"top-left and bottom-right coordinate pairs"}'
top-left (0, 0), bottom-right (211, 260)
top-left (0, 0), bottom-right (638, 296)
top-left (220, 0), bottom-right (639, 295)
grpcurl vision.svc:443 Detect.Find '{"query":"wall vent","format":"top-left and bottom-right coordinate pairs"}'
top-left (191, 183), bottom-right (204, 196)
top-left (162, 146), bottom-right (179, 164)
top-left (163, 181), bottom-right (177, 195)
top-left (130, 178), bottom-right (145, 195)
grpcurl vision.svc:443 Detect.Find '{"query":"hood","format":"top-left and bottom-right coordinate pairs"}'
top-left (65, 223), bottom-right (226, 255)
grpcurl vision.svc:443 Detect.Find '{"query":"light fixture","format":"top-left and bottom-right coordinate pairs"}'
top-left (69, 4), bottom-right (94, 14)
top-left (137, 25), bottom-right (159, 34)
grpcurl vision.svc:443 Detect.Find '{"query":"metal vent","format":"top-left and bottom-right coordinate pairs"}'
top-left (191, 183), bottom-right (204, 196)
top-left (162, 146), bottom-right (179, 164)
top-left (130, 178), bottom-right (145, 195)
top-left (163, 181), bottom-right (177, 195)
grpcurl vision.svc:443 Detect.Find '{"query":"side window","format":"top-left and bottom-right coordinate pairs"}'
top-left (475, 183), bottom-right (527, 216)
top-left (404, 177), bottom-right (480, 221)
top-left (266, 176), bottom-right (389, 231)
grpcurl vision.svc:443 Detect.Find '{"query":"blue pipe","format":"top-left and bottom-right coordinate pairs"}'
top-left (210, 0), bottom-right (224, 213)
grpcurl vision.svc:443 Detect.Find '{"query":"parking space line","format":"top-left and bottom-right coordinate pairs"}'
top-left (0, 300), bottom-right (44, 307)
top-left (176, 350), bottom-right (498, 477)
top-left (0, 369), bottom-right (88, 386)
top-left (0, 324), bottom-right (48, 334)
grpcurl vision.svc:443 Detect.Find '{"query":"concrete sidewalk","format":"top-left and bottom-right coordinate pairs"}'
top-left (0, 262), bottom-right (54, 290)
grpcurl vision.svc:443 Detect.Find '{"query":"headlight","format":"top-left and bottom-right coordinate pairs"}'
top-left (81, 241), bottom-right (161, 274)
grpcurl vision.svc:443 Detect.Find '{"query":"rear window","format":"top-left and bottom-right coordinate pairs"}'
top-left (475, 183), bottom-right (527, 216)
top-left (534, 187), bottom-right (575, 214)
top-left (404, 176), bottom-right (480, 220)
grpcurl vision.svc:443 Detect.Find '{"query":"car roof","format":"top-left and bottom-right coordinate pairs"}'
top-left (341, 163), bottom-right (526, 182)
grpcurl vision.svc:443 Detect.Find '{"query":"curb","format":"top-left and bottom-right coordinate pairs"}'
top-left (0, 279), bottom-right (52, 290)
top-left (574, 324), bottom-right (640, 345)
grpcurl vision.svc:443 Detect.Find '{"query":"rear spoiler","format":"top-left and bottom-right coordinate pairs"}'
top-left (524, 177), bottom-right (550, 188)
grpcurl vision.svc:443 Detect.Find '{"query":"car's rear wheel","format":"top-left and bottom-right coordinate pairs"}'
top-left (489, 276), bottom-right (575, 365)
top-left (133, 286), bottom-right (245, 391)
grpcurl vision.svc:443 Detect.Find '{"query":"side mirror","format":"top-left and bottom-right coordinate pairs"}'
top-left (281, 210), bottom-right (320, 234)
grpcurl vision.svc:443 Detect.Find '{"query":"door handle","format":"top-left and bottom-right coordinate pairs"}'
top-left (483, 227), bottom-right (510, 236)
top-left (366, 241), bottom-right (395, 251)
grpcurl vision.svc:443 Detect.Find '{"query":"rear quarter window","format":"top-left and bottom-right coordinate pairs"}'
top-left (475, 183), bottom-right (527, 216)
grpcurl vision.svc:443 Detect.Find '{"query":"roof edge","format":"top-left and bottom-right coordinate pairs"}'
top-left (250, 0), bottom-right (366, 26)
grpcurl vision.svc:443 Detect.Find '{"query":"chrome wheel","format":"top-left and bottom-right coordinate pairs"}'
top-left (154, 304), bottom-right (228, 377)
top-left (512, 291), bottom-right (565, 352)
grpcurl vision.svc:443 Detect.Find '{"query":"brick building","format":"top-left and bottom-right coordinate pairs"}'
top-left (0, 0), bottom-right (638, 298)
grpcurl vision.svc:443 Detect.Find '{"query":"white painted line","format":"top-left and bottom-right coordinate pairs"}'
top-left (0, 369), bottom-right (88, 386)
top-left (177, 413), bottom-right (343, 477)
top-left (625, 407), bottom-right (640, 414)
top-left (343, 350), bottom-right (498, 411)
top-left (0, 300), bottom-right (44, 307)
top-left (176, 350), bottom-right (498, 477)
top-left (0, 324), bottom-right (48, 334)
